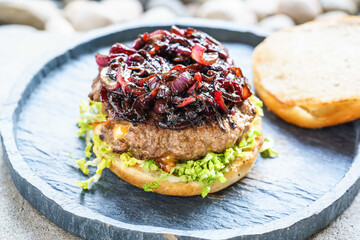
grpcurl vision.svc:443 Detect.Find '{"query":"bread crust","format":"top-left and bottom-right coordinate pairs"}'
top-left (253, 77), bottom-right (360, 128)
top-left (108, 118), bottom-right (263, 196)
top-left (253, 16), bottom-right (360, 128)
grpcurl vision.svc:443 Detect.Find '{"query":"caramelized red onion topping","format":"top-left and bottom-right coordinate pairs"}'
top-left (95, 26), bottom-right (253, 130)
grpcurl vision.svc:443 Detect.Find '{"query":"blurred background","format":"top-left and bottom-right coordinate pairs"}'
top-left (0, 0), bottom-right (360, 34)
top-left (1, 0), bottom-right (360, 239)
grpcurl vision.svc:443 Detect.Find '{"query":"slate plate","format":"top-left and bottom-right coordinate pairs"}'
top-left (1, 19), bottom-right (360, 240)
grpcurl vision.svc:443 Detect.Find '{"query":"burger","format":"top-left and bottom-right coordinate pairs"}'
top-left (74, 26), bottom-right (264, 197)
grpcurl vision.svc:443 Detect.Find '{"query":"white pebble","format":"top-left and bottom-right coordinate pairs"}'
top-left (259, 14), bottom-right (295, 32)
top-left (316, 10), bottom-right (349, 20)
top-left (64, 0), bottom-right (143, 32)
top-left (141, 7), bottom-right (177, 21)
top-left (245, 0), bottom-right (280, 20)
top-left (0, 0), bottom-right (59, 29)
top-left (45, 15), bottom-right (76, 35)
top-left (319, 0), bottom-right (358, 14)
top-left (62, 0), bottom-right (88, 6)
top-left (64, 1), bottom-right (112, 31)
top-left (101, 0), bottom-right (143, 23)
top-left (279, 0), bottom-right (322, 24)
top-left (146, 0), bottom-right (188, 17)
top-left (197, 0), bottom-right (257, 25)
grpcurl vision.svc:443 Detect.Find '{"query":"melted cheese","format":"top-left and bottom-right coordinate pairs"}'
top-left (158, 154), bottom-right (176, 172)
top-left (160, 155), bottom-right (175, 163)
top-left (113, 124), bottom-right (129, 140)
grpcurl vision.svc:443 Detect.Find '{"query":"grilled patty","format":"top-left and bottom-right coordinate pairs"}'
top-left (90, 73), bottom-right (257, 171)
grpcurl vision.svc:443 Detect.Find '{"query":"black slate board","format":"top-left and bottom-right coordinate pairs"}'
top-left (1, 19), bottom-right (360, 240)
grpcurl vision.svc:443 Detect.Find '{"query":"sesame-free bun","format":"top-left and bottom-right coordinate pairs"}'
top-left (108, 118), bottom-right (263, 196)
top-left (253, 17), bottom-right (360, 128)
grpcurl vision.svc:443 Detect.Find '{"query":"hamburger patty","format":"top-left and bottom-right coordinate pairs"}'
top-left (90, 74), bottom-right (257, 171)
top-left (98, 99), bottom-right (256, 171)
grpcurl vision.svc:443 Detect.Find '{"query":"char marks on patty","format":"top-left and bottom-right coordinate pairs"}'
top-left (99, 99), bottom-right (256, 172)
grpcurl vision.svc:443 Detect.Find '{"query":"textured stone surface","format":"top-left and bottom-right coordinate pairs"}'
top-left (0, 24), bottom-right (360, 240)
top-left (245, 0), bottom-right (280, 20)
top-left (0, 25), bottom-right (82, 240)
top-left (259, 14), bottom-right (295, 31)
top-left (319, 0), bottom-right (358, 14)
top-left (316, 10), bottom-right (349, 20)
top-left (45, 15), bottom-right (76, 35)
top-left (63, 1), bottom-right (112, 31)
top-left (146, 0), bottom-right (188, 16)
top-left (141, 7), bottom-right (177, 21)
top-left (196, 0), bottom-right (258, 24)
top-left (279, 0), bottom-right (322, 24)
top-left (63, 0), bottom-right (142, 31)
top-left (0, 0), bottom-right (60, 29)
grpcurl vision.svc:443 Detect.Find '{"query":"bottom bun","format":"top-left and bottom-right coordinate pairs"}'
top-left (109, 118), bottom-right (263, 196)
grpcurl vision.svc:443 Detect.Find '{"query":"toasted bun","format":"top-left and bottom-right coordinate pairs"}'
top-left (108, 118), bottom-right (263, 196)
top-left (253, 16), bottom-right (360, 128)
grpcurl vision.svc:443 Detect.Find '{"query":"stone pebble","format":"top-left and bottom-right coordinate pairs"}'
top-left (259, 14), bottom-right (295, 32)
top-left (278, 0), bottom-right (322, 24)
top-left (319, 0), bottom-right (358, 14)
top-left (0, 0), bottom-right (60, 30)
top-left (196, 0), bottom-right (258, 25)
top-left (63, 0), bottom-right (142, 32)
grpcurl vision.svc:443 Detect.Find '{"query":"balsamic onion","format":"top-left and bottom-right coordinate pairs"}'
top-left (96, 26), bottom-right (253, 130)
top-left (170, 71), bottom-right (193, 95)
top-left (100, 68), bottom-right (119, 90)
top-left (191, 44), bottom-right (219, 66)
top-left (109, 43), bottom-right (137, 55)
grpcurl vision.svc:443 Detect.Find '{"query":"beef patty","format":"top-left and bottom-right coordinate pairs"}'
top-left (97, 98), bottom-right (256, 171)
top-left (90, 71), bottom-right (257, 172)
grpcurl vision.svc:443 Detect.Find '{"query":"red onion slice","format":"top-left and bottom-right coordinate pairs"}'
top-left (186, 83), bottom-right (197, 95)
top-left (149, 29), bottom-right (171, 38)
top-left (148, 76), bottom-right (160, 90)
top-left (170, 71), bottom-right (193, 95)
top-left (171, 25), bottom-right (185, 36)
top-left (100, 68), bottom-right (119, 90)
top-left (191, 44), bottom-right (218, 66)
top-left (176, 96), bottom-right (196, 108)
top-left (170, 64), bottom-right (186, 72)
top-left (109, 43), bottom-right (137, 55)
top-left (116, 68), bottom-right (129, 94)
top-left (214, 90), bottom-right (228, 114)
top-left (241, 84), bottom-right (252, 99)
top-left (194, 72), bottom-right (202, 88)
top-left (154, 99), bottom-right (168, 114)
top-left (95, 54), bottom-right (119, 67)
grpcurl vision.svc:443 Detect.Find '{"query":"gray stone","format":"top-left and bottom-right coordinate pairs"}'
top-left (64, 0), bottom-right (142, 31)
top-left (180, 0), bottom-right (205, 4)
top-left (354, 0), bottom-right (360, 8)
top-left (146, 0), bottom-right (189, 16)
top-left (245, 0), bottom-right (280, 20)
top-left (101, 0), bottom-right (143, 23)
top-left (0, 25), bottom-right (81, 239)
top-left (0, 0), bottom-right (60, 30)
top-left (197, 0), bottom-right (257, 24)
top-left (62, 0), bottom-right (88, 6)
top-left (141, 7), bottom-right (177, 21)
top-left (259, 14), bottom-right (295, 32)
top-left (45, 15), bottom-right (76, 35)
top-left (279, 0), bottom-right (322, 24)
top-left (63, 1), bottom-right (113, 31)
top-left (316, 10), bottom-right (349, 20)
top-left (319, 0), bottom-right (358, 14)
top-left (311, 192), bottom-right (360, 239)
top-left (186, 2), bottom-right (202, 17)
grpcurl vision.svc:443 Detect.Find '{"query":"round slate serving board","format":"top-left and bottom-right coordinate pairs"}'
top-left (1, 19), bottom-right (360, 240)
